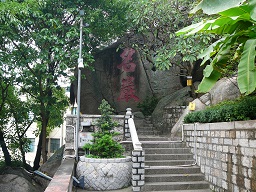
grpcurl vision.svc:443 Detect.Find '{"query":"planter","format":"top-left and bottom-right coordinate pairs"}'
top-left (76, 156), bottom-right (132, 190)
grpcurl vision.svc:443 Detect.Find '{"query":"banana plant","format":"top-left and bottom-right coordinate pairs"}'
top-left (176, 0), bottom-right (256, 95)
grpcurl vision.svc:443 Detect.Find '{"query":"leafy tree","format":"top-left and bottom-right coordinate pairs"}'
top-left (5, 91), bottom-right (34, 170)
top-left (0, 69), bottom-right (35, 169)
top-left (0, 0), bottom-right (134, 169)
top-left (126, 0), bottom-right (214, 98)
top-left (176, 0), bottom-right (256, 95)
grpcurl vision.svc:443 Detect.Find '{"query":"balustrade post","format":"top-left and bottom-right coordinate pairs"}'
top-left (124, 108), bottom-right (133, 139)
top-left (132, 150), bottom-right (145, 191)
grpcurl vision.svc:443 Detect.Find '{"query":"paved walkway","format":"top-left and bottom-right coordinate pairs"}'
top-left (75, 186), bottom-right (132, 192)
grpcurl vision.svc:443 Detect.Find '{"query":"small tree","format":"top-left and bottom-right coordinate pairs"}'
top-left (83, 99), bottom-right (124, 158)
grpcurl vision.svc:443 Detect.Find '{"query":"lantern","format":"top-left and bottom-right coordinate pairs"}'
top-left (187, 76), bottom-right (192, 86)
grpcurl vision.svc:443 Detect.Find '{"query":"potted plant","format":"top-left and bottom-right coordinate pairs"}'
top-left (76, 99), bottom-right (132, 191)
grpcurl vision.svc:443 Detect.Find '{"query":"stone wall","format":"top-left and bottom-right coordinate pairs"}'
top-left (65, 114), bottom-right (125, 154)
top-left (77, 156), bottom-right (132, 190)
top-left (162, 106), bottom-right (186, 134)
top-left (183, 121), bottom-right (256, 191)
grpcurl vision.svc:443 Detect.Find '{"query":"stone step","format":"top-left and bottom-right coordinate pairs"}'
top-left (168, 190), bottom-right (212, 192)
top-left (142, 181), bottom-right (210, 191)
top-left (137, 130), bottom-right (155, 135)
top-left (142, 142), bottom-right (185, 148)
top-left (142, 189), bottom-right (212, 192)
top-left (139, 124), bottom-right (154, 128)
top-left (134, 117), bottom-right (210, 192)
top-left (139, 137), bottom-right (171, 141)
top-left (145, 154), bottom-right (194, 161)
top-left (145, 166), bottom-right (201, 175)
top-left (145, 148), bottom-right (191, 154)
top-left (145, 160), bottom-right (195, 166)
top-left (145, 173), bottom-right (205, 182)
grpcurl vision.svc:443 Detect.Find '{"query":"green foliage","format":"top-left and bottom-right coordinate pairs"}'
top-left (184, 96), bottom-right (256, 123)
top-left (0, 0), bottom-right (133, 165)
top-left (83, 133), bottom-right (124, 158)
top-left (82, 100), bottom-right (124, 158)
top-left (137, 96), bottom-right (159, 116)
top-left (95, 99), bottom-right (119, 132)
top-left (176, 0), bottom-right (256, 95)
top-left (0, 160), bottom-right (24, 172)
top-left (127, 0), bottom-right (214, 73)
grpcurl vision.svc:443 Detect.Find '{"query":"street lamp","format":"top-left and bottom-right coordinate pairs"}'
top-left (75, 9), bottom-right (84, 161)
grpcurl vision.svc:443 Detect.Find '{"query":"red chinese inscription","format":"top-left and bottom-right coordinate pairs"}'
top-left (117, 48), bottom-right (136, 72)
top-left (118, 76), bottom-right (139, 102)
top-left (117, 48), bottom-right (139, 102)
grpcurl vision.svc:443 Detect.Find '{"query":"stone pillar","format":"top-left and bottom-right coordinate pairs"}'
top-left (124, 108), bottom-right (133, 139)
top-left (132, 150), bottom-right (145, 191)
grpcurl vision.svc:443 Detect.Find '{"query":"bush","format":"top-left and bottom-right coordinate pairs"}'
top-left (184, 96), bottom-right (256, 123)
top-left (82, 99), bottom-right (124, 158)
top-left (137, 96), bottom-right (159, 116)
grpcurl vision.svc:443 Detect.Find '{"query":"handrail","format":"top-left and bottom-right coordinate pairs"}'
top-left (128, 118), bottom-right (142, 150)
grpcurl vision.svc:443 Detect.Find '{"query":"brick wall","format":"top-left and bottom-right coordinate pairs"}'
top-left (183, 120), bottom-right (256, 191)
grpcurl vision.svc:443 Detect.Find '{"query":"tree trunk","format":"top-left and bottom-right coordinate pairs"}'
top-left (0, 130), bottom-right (11, 166)
top-left (42, 121), bottom-right (47, 163)
top-left (33, 131), bottom-right (42, 170)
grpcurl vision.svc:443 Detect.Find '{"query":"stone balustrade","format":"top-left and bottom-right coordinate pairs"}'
top-left (183, 120), bottom-right (256, 191)
top-left (124, 108), bottom-right (145, 192)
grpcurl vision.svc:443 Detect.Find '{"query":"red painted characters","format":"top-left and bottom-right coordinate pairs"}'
top-left (117, 48), bottom-right (140, 102)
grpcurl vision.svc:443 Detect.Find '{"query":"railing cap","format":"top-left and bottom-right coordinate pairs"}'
top-left (126, 108), bottom-right (132, 116)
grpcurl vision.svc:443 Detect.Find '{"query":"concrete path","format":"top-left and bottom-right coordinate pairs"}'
top-left (74, 186), bottom-right (132, 192)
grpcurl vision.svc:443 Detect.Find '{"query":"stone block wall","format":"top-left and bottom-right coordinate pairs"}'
top-left (163, 106), bottom-right (186, 133)
top-left (65, 114), bottom-right (125, 152)
top-left (183, 120), bottom-right (256, 191)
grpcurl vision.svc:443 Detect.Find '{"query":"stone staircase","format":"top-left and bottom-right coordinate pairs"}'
top-left (136, 117), bottom-right (211, 192)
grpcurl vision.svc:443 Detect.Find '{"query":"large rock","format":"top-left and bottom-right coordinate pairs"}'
top-left (73, 44), bottom-right (182, 114)
top-left (0, 167), bottom-right (43, 192)
top-left (209, 77), bottom-right (240, 104)
top-left (39, 145), bottom-right (64, 177)
top-left (171, 77), bottom-right (241, 136)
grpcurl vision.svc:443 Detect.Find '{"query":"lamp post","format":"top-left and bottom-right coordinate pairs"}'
top-left (76, 10), bottom-right (84, 162)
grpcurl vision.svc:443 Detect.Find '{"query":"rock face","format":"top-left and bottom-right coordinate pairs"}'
top-left (74, 44), bottom-right (182, 114)
top-left (0, 167), bottom-right (43, 192)
top-left (209, 77), bottom-right (240, 104)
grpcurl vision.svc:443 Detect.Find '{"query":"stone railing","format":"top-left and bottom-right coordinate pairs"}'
top-left (44, 158), bottom-right (75, 192)
top-left (183, 120), bottom-right (256, 192)
top-left (124, 108), bottom-right (145, 192)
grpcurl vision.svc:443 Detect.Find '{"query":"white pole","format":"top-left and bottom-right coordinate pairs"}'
top-left (76, 10), bottom-right (84, 162)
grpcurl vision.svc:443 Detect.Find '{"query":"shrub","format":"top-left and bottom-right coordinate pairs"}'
top-left (137, 96), bottom-right (159, 116)
top-left (184, 96), bottom-right (256, 123)
top-left (82, 99), bottom-right (124, 158)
